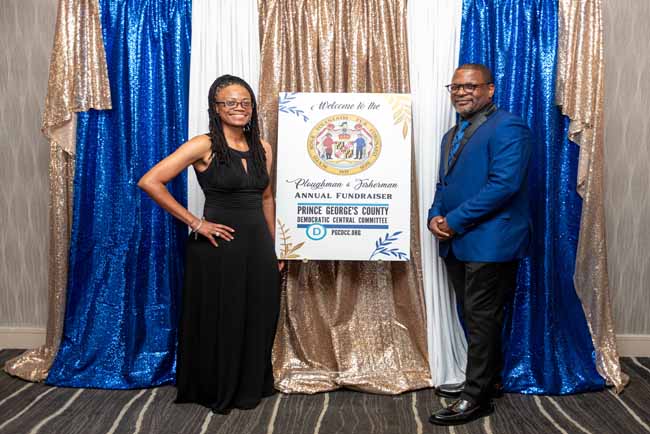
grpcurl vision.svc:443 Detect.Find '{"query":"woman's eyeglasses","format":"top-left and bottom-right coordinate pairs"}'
top-left (215, 100), bottom-right (254, 109)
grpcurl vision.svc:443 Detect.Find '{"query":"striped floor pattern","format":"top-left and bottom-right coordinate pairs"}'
top-left (1, 350), bottom-right (649, 434)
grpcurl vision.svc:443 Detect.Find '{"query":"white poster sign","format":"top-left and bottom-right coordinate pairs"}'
top-left (275, 92), bottom-right (412, 261)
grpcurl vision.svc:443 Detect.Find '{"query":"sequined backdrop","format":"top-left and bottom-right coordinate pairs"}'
top-left (258, 0), bottom-right (433, 394)
top-left (556, 0), bottom-right (627, 392)
top-left (45, 0), bottom-right (191, 388)
top-left (2, 0), bottom-right (649, 391)
top-left (459, 0), bottom-right (604, 394)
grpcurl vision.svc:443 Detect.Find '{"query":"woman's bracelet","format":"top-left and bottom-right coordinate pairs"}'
top-left (191, 217), bottom-right (204, 239)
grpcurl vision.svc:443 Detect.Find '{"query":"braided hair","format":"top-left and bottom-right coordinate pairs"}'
top-left (207, 75), bottom-right (266, 175)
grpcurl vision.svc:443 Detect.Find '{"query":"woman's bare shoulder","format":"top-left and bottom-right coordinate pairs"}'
top-left (189, 134), bottom-right (212, 147)
top-left (181, 134), bottom-right (212, 166)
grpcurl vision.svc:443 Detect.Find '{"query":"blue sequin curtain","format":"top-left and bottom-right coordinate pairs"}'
top-left (459, 0), bottom-right (604, 394)
top-left (47, 0), bottom-right (191, 388)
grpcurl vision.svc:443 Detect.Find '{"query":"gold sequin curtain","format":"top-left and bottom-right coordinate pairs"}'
top-left (556, 0), bottom-right (628, 392)
top-left (258, 0), bottom-right (432, 394)
top-left (3, 0), bottom-right (111, 382)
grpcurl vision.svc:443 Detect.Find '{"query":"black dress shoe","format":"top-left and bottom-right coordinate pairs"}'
top-left (435, 382), bottom-right (465, 399)
top-left (428, 399), bottom-right (494, 426)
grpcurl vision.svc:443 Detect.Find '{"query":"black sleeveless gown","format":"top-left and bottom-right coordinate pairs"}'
top-left (175, 148), bottom-right (280, 413)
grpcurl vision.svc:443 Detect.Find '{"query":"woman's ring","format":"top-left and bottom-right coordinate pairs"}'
top-left (215, 232), bottom-right (220, 238)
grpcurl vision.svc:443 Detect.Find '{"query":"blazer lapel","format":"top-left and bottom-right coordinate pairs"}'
top-left (444, 104), bottom-right (498, 176)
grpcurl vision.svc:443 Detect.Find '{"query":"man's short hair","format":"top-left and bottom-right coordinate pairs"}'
top-left (457, 63), bottom-right (494, 83)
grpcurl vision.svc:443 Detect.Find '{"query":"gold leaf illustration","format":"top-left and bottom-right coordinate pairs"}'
top-left (385, 95), bottom-right (411, 140)
top-left (289, 242), bottom-right (305, 254)
top-left (277, 219), bottom-right (304, 260)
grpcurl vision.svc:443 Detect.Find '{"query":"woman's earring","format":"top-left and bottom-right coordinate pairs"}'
top-left (244, 122), bottom-right (251, 132)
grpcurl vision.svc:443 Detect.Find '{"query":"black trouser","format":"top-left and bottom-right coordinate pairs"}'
top-left (444, 250), bottom-right (518, 404)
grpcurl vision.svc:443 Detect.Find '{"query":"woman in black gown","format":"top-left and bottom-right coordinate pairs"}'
top-left (138, 75), bottom-right (281, 413)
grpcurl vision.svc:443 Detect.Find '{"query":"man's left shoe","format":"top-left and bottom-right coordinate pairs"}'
top-left (428, 399), bottom-right (494, 426)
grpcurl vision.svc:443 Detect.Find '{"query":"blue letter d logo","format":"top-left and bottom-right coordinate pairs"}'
top-left (306, 224), bottom-right (327, 240)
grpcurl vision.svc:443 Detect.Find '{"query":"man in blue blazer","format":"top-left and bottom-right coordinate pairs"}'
top-left (428, 64), bottom-right (532, 426)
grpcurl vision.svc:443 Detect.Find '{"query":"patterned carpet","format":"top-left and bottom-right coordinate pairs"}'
top-left (1, 350), bottom-right (649, 434)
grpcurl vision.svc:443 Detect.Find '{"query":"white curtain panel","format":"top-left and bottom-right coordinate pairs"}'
top-left (187, 0), bottom-right (261, 217)
top-left (407, 0), bottom-right (467, 386)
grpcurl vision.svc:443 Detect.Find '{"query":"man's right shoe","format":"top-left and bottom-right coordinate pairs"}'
top-left (429, 398), bottom-right (494, 426)
top-left (435, 382), bottom-right (465, 399)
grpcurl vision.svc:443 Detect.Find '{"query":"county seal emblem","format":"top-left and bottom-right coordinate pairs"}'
top-left (307, 114), bottom-right (381, 175)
